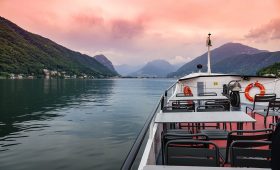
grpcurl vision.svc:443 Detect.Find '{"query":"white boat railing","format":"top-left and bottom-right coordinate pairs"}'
top-left (121, 81), bottom-right (177, 170)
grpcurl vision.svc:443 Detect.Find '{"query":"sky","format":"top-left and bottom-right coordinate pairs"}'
top-left (0, 0), bottom-right (280, 66)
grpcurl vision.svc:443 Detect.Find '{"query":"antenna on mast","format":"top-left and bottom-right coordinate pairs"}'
top-left (206, 33), bottom-right (212, 74)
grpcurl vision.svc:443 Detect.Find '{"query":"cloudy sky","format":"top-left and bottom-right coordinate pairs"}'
top-left (1, 0), bottom-right (280, 66)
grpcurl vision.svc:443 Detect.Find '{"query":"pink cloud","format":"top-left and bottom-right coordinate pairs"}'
top-left (111, 19), bottom-right (144, 39)
top-left (59, 13), bottom-right (147, 54)
top-left (70, 11), bottom-right (146, 39)
top-left (73, 13), bottom-right (104, 26)
top-left (245, 18), bottom-right (280, 42)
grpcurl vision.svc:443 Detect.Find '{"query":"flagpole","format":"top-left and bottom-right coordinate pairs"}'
top-left (207, 33), bottom-right (212, 74)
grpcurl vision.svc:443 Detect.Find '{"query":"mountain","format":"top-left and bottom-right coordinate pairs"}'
top-left (93, 54), bottom-right (118, 74)
top-left (213, 51), bottom-right (280, 75)
top-left (257, 59), bottom-right (280, 76)
top-left (0, 16), bottom-right (118, 77)
top-left (114, 64), bottom-right (143, 76)
top-left (169, 43), bottom-right (265, 77)
top-left (130, 60), bottom-right (176, 77)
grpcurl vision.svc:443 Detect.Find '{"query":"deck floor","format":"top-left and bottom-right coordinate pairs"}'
top-left (173, 109), bottom-right (275, 167)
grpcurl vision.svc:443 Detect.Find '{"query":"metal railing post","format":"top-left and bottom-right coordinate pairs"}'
top-left (160, 97), bottom-right (164, 110)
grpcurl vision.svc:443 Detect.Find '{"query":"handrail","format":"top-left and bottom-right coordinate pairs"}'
top-left (165, 81), bottom-right (178, 99)
top-left (121, 95), bottom-right (165, 170)
top-left (166, 81), bottom-right (177, 92)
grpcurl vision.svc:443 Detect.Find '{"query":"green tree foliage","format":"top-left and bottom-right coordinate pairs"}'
top-left (257, 62), bottom-right (280, 77)
top-left (0, 16), bottom-right (118, 77)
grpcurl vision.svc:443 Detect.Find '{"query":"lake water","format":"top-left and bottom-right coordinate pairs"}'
top-left (0, 79), bottom-right (175, 170)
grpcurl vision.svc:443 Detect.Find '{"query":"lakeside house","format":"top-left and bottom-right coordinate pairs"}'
top-left (5, 69), bottom-right (93, 79)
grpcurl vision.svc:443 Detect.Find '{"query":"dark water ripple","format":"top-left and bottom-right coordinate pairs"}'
top-left (0, 78), bottom-right (175, 170)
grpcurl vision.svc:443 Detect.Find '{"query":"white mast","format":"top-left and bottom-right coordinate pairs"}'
top-left (206, 33), bottom-right (212, 74)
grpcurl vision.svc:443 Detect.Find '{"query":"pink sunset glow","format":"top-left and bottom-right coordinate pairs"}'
top-left (0, 0), bottom-right (280, 66)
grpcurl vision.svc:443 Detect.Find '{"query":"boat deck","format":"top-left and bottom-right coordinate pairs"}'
top-left (155, 105), bottom-right (275, 168)
top-left (121, 75), bottom-right (280, 170)
top-left (144, 165), bottom-right (270, 170)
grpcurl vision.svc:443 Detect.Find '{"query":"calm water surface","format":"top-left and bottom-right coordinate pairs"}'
top-left (0, 79), bottom-right (175, 170)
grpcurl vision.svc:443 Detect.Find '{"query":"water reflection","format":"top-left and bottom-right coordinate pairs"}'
top-left (0, 79), bottom-right (115, 146)
top-left (0, 78), bottom-right (174, 170)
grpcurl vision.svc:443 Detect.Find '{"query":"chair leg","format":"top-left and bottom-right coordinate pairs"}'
top-left (264, 117), bottom-right (267, 128)
top-left (191, 123), bottom-right (195, 133)
top-left (223, 123), bottom-right (226, 130)
top-left (252, 113), bottom-right (255, 130)
top-left (187, 123), bottom-right (190, 130)
top-left (271, 116), bottom-right (277, 125)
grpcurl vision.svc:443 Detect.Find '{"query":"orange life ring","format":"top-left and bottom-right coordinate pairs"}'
top-left (244, 82), bottom-right (265, 102)
top-left (183, 86), bottom-right (193, 96)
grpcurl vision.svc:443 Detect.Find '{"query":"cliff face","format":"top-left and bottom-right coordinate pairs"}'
top-left (0, 16), bottom-right (118, 77)
top-left (94, 55), bottom-right (118, 74)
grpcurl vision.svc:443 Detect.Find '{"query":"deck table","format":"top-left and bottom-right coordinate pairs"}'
top-left (155, 111), bottom-right (256, 130)
top-left (169, 95), bottom-right (228, 101)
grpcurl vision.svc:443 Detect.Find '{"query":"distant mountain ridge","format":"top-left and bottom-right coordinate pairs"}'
top-left (0, 16), bottom-right (118, 77)
top-left (212, 51), bottom-right (280, 75)
top-left (130, 60), bottom-right (176, 77)
top-left (115, 64), bottom-right (143, 76)
top-left (169, 43), bottom-right (268, 77)
top-left (94, 55), bottom-right (118, 74)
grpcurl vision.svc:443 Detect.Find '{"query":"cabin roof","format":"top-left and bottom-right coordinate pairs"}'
top-left (178, 72), bottom-right (276, 81)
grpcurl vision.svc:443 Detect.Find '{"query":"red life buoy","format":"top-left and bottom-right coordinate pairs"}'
top-left (244, 82), bottom-right (265, 102)
top-left (183, 86), bottom-right (193, 96)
